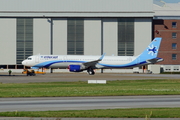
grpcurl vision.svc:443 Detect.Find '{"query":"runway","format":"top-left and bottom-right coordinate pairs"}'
top-left (1, 95), bottom-right (180, 112)
top-left (0, 73), bottom-right (180, 83)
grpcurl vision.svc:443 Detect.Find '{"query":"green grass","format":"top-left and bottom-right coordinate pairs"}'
top-left (0, 79), bottom-right (180, 97)
top-left (1, 108), bottom-right (180, 118)
top-left (1, 80), bottom-right (180, 118)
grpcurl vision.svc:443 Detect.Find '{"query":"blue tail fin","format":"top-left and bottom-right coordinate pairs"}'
top-left (137, 37), bottom-right (162, 61)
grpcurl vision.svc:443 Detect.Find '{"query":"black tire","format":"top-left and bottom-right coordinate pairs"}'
top-left (87, 68), bottom-right (95, 75)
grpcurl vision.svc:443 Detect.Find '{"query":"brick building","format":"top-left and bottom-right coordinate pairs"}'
top-left (153, 1), bottom-right (180, 71)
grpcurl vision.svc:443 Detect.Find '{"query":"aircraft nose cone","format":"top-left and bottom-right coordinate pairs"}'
top-left (22, 60), bottom-right (26, 65)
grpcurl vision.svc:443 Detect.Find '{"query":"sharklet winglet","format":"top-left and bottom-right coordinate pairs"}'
top-left (98, 53), bottom-right (106, 61)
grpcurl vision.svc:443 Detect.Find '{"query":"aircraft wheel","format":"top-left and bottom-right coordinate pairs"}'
top-left (87, 69), bottom-right (95, 75)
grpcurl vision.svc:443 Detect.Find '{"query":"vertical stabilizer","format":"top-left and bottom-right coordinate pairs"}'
top-left (136, 37), bottom-right (162, 62)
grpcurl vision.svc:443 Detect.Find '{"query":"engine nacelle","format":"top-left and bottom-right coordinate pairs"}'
top-left (68, 65), bottom-right (85, 72)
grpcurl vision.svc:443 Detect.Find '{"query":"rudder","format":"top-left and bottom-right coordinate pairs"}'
top-left (137, 37), bottom-right (162, 61)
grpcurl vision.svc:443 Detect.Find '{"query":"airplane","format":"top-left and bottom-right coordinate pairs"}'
top-left (22, 37), bottom-right (163, 75)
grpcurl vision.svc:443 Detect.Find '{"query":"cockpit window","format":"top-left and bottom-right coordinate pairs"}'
top-left (27, 58), bottom-right (32, 60)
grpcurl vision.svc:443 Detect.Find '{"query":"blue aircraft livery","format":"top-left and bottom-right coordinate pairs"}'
top-left (22, 37), bottom-right (163, 75)
top-left (41, 56), bottom-right (58, 59)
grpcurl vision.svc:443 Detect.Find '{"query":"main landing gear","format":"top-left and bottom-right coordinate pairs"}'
top-left (87, 68), bottom-right (95, 75)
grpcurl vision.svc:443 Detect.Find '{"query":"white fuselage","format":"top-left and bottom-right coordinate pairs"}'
top-left (22, 55), bottom-right (138, 69)
top-left (21, 37), bottom-right (163, 75)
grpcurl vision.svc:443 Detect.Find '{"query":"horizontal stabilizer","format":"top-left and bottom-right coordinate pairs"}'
top-left (146, 58), bottom-right (164, 64)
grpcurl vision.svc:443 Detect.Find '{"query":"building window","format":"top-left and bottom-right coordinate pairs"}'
top-left (172, 32), bottom-right (177, 39)
top-left (118, 18), bottom-right (134, 56)
top-left (172, 22), bottom-right (177, 28)
top-left (67, 18), bottom-right (84, 55)
top-left (172, 43), bottom-right (177, 49)
top-left (17, 18), bottom-right (33, 64)
top-left (172, 54), bottom-right (177, 60)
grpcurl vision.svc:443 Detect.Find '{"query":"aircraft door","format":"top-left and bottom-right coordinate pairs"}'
top-left (136, 58), bottom-right (140, 64)
top-left (63, 56), bottom-right (67, 62)
top-left (35, 55), bottom-right (39, 63)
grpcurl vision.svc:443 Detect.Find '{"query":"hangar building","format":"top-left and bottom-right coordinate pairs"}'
top-left (0, 0), bottom-right (153, 70)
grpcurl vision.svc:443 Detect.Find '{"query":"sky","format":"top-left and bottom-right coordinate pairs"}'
top-left (163, 0), bottom-right (180, 3)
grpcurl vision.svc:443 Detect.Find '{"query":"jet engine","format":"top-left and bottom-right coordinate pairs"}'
top-left (68, 64), bottom-right (85, 72)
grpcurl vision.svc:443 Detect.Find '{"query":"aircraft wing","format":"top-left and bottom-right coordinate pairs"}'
top-left (83, 53), bottom-right (105, 67)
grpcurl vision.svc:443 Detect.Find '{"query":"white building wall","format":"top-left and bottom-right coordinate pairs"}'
top-left (84, 18), bottom-right (101, 55)
top-left (0, 0), bottom-right (153, 17)
top-left (0, 0), bottom-right (153, 12)
top-left (134, 18), bottom-right (152, 56)
top-left (103, 18), bottom-right (118, 56)
top-left (53, 18), bottom-right (67, 55)
top-left (33, 18), bottom-right (51, 55)
top-left (0, 18), bottom-right (16, 64)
